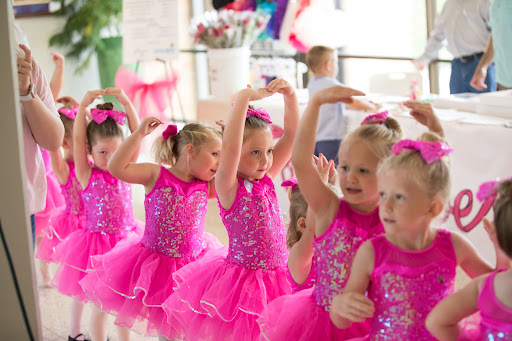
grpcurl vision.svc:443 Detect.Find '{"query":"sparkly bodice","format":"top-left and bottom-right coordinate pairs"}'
top-left (83, 168), bottom-right (136, 235)
top-left (142, 167), bottom-right (209, 259)
top-left (313, 199), bottom-right (382, 310)
top-left (367, 229), bottom-right (456, 340)
top-left (478, 270), bottom-right (512, 340)
top-left (220, 175), bottom-right (288, 270)
top-left (62, 162), bottom-right (85, 215)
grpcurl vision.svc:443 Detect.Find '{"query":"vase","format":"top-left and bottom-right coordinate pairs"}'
top-left (207, 46), bottom-right (251, 99)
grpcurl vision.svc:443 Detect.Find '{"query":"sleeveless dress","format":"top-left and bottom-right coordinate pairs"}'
top-left (288, 261), bottom-right (315, 294)
top-left (34, 148), bottom-right (65, 236)
top-left (162, 175), bottom-right (291, 341)
top-left (352, 229), bottom-right (457, 341)
top-left (79, 167), bottom-right (222, 338)
top-left (36, 161), bottom-right (85, 262)
top-left (258, 199), bottom-right (382, 340)
top-left (51, 168), bottom-right (143, 301)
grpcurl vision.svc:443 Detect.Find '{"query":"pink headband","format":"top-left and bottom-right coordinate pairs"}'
top-left (476, 177), bottom-right (512, 202)
top-left (392, 139), bottom-right (453, 163)
top-left (361, 111), bottom-right (388, 125)
top-left (246, 107), bottom-right (273, 124)
top-left (281, 177), bottom-right (298, 192)
top-left (58, 106), bottom-right (78, 120)
top-left (90, 108), bottom-right (126, 125)
top-left (162, 124), bottom-right (178, 140)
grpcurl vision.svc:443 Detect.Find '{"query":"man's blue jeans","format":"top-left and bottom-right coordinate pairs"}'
top-left (450, 57), bottom-right (496, 94)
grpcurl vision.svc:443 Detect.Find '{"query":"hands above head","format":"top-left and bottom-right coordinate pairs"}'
top-left (312, 85), bottom-right (365, 106)
top-left (50, 52), bottom-right (65, 68)
top-left (80, 89), bottom-right (106, 108)
top-left (215, 120), bottom-right (226, 133)
top-left (105, 87), bottom-right (131, 107)
top-left (330, 292), bottom-right (375, 325)
top-left (17, 44), bottom-right (32, 96)
top-left (135, 117), bottom-right (163, 137)
top-left (56, 96), bottom-right (79, 107)
top-left (313, 153), bottom-right (337, 184)
top-left (238, 86), bottom-right (274, 102)
top-left (470, 68), bottom-right (488, 91)
top-left (402, 100), bottom-right (444, 137)
top-left (266, 78), bottom-right (295, 96)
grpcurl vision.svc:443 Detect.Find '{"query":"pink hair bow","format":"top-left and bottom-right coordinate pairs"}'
top-left (90, 108), bottom-right (126, 125)
top-left (246, 107), bottom-right (273, 124)
top-left (162, 124), bottom-right (178, 140)
top-left (476, 177), bottom-right (512, 202)
top-left (281, 177), bottom-right (298, 191)
top-left (392, 139), bottom-right (453, 163)
top-left (58, 106), bottom-right (78, 120)
top-left (361, 111), bottom-right (388, 125)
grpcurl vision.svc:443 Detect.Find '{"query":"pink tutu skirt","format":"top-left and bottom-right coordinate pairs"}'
top-left (51, 221), bottom-right (144, 302)
top-left (36, 210), bottom-right (85, 263)
top-left (79, 232), bottom-right (223, 338)
top-left (258, 288), bottom-right (370, 341)
top-left (35, 170), bottom-right (65, 237)
top-left (162, 248), bottom-right (292, 341)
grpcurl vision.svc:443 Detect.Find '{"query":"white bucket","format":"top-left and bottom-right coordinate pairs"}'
top-left (207, 46), bottom-right (251, 98)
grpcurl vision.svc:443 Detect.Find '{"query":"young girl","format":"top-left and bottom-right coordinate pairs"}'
top-left (162, 79), bottom-right (299, 341)
top-left (329, 134), bottom-right (507, 340)
top-left (258, 86), bottom-right (401, 341)
top-left (426, 179), bottom-right (512, 341)
top-left (79, 117), bottom-right (223, 340)
top-left (52, 88), bottom-right (142, 341)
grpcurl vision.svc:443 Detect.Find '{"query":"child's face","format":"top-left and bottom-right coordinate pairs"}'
top-left (377, 168), bottom-right (434, 234)
top-left (238, 128), bottom-right (274, 181)
top-left (89, 136), bottom-right (123, 171)
top-left (337, 139), bottom-right (380, 213)
top-left (188, 137), bottom-right (222, 181)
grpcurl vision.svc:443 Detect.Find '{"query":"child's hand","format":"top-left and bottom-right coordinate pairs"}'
top-left (238, 86), bottom-right (274, 102)
top-left (313, 153), bottom-right (335, 184)
top-left (81, 90), bottom-right (106, 108)
top-left (331, 292), bottom-right (375, 323)
top-left (56, 96), bottom-right (79, 107)
top-left (312, 85), bottom-right (365, 106)
top-left (50, 52), bottom-right (65, 68)
top-left (136, 117), bottom-right (163, 137)
top-left (105, 87), bottom-right (131, 107)
top-left (215, 120), bottom-right (226, 133)
top-left (266, 78), bottom-right (294, 96)
top-left (402, 100), bottom-right (444, 137)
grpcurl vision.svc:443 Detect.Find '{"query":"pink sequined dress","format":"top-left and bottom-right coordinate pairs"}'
top-left (288, 260), bottom-right (315, 294)
top-left (35, 148), bottom-right (65, 236)
top-left (351, 229), bottom-right (457, 341)
top-left (79, 167), bottom-right (222, 338)
top-left (162, 175), bottom-right (291, 341)
top-left (258, 199), bottom-right (382, 340)
top-left (51, 168), bottom-right (143, 301)
top-left (36, 161), bottom-right (85, 263)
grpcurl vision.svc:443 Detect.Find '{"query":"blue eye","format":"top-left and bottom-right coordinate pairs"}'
top-left (212, 152), bottom-right (218, 156)
top-left (396, 194), bottom-right (404, 200)
top-left (359, 168), bottom-right (369, 174)
top-left (252, 150), bottom-right (260, 155)
top-left (379, 192), bottom-right (386, 199)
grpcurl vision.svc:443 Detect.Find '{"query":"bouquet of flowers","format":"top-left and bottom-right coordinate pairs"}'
top-left (190, 9), bottom-right (271, 49)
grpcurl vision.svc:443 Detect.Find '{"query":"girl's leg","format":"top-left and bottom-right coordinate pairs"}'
top-left (35, 236), bottom-right (51, 286)
top-left (158, 336), bottom-right (181, 341)
top-left (70, 300), bottom-right (86, 338)
top-left (90, 305), bottom-right (108, 341)
top-left (117, 326), bottom-right (131, 341)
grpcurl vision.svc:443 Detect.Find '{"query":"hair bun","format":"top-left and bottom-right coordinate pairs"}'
top-left (498, 180), bottom-right (512, 199)
top-left (384, 117), bottom-right (403, 134)
top-left (96, 102), bottom-right (114, 110)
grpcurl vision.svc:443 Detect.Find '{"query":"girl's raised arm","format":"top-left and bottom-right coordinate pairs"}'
top-left (105, 88), bottom-right (141, 162)
top-left (108, 117), bottom-right (163, 191)
top-left (266, 79), bottom-right (299, 179)
top-left (75, 89), bottom-right (105, 189)
top-left (49, 149), bottom-right (69, 186)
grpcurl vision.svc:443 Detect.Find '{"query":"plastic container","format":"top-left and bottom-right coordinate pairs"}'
top-left (207, 46), bottom-right (251, 98)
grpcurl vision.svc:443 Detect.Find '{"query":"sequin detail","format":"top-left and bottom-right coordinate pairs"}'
top-left (368, 230), bottom-right (456, 340)
top-left (83, 168), bottom-right (136, 235)
top-left (478, 270), bottom-right (512, 340)
top-left (142, 168), bottom-right (208, 259)
top-left (62, 162), bottom-right (85, 215)
top-left (313, 200), bottom-right (383, 311)
top-left (220, 175), bottom-right (288, 270)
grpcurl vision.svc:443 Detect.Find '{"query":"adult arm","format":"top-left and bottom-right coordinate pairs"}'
top-left (470, 35), bottom-right (494, 91)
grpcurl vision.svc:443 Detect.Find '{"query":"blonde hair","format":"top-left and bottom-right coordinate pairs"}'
top-left (153, 122), bottom-right (221, 166)
top-left (495, 180), bottom-right (512, 258)
top-left (378, 132), bottom-right (452, 202)
top-left (306, 46), bottom-right (336, 74)
top-left (287, 185), bottom-right (308, 249)
top-left (342, 117), bottom-right (403, 161)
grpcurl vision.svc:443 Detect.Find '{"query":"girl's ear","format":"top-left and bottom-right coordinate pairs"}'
top-left (185, 143), bottom-right (195, 158)
top-left (429, 197), bottom-right (444, 218)
top-left (297, 216), bottom-right (307, 234)
top-left (62, 136), bottom-right (71, 149)
top-left (86, 142), bottom-right (91, 154)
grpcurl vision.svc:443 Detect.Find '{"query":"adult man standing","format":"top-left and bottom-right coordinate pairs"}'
top-left (413, 0), bottom-right (496, 94)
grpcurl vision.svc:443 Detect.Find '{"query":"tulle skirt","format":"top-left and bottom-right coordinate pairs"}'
top-left (51, 221), bottom-right (144, 302)
top-left (36, 210), bottom-right (85, 263)
top-left (79, 232), bottom-right (223, 338)
top-left (258, 288), bottom-right (370, 341)
top-left (34, 172), bottom-right (65, 237)
top-left (162, 248), bottom-right (292, 341)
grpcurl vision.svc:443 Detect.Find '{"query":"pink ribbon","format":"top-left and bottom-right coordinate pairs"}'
top-left (162, 124), bottom-right (178, 140)
top-left (476, 177), bottom-right (512, 202)
top-left (281, 177), bottom-right (298, 191)
top-left (90, 108), bottom-right (126, 125)
top-left (58, 106), bottom-right (78, 120)
top-left (392, 139), bottom-right (453, 163)
top-left (246, 107), bottom-right (273, 124)
top-left (361, 111), bottom-right (388, 125)
top-left (115, 66), bottom-right (178, 123)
